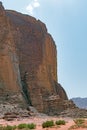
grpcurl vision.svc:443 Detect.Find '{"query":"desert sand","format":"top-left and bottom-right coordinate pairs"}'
top-left (0, 116), bottom-right (87, 130)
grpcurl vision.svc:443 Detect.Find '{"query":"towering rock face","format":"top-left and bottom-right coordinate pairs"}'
top-left (0, 2), bottom-right (21, 93)
top-left (0, 2), bottom-right (69, 114)
top-left (0, 2), bottom-right (25, 107)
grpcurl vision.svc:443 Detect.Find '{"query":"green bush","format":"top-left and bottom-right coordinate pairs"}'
top-left (11, 125), bottom-right (17, 130)
top-left (42, 120), bottom-right (54, 128)
top-left (17, 123), bottom-right (36, 129)
top-left (55, 120), bottom-right (66, 125)
top-left (27, 123), bottom-right (36, 129)
top-left (17, 123), bottom-right (27, 129)
top-left (2, 125), bottom-right (16, 130)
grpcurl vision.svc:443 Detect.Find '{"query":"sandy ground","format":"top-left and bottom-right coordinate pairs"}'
top-left (0, 116), bottom-right (87, 130)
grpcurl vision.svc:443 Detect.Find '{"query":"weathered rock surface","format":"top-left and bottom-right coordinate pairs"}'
top-left (60, 107), bottom-right (87, 118)
top-left (0, 2), bottom-right (74, 115)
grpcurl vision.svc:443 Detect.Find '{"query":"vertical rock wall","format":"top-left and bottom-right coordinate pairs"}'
top-left (0, 2), bottom-right (69, 114)
top-left (0, 3), bottom-right (21, 93)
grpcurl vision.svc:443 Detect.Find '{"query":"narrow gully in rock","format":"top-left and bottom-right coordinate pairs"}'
top-left (21, 71), bottom-right (32, 106)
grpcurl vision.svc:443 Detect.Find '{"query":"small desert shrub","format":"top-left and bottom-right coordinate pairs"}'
top-left (17, 123), bottom-right (36, 129)
top-left (11, 125), bottom-right (17, 130)
top-left (73, 118), bottom-right (85, 125)
top-left (42, 120), bottom-right (54, 128)
top-left (17, 123), bottom-right (27, 129)
top-left (55, 120), bottom-right (66, 125)
top-left (27, 123), bottom-right (36, 129)
top-left (2, 125), bottom-right (16, 130)
top-left (68, 118), bottom-right (87, 130)
top-left (68, 124), bottom-right (87, 130)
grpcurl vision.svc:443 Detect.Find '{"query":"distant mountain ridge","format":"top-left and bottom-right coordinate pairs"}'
top-left (71, 97), bottom-right (87, 109)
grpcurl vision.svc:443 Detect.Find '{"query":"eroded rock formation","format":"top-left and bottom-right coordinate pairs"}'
top-left (0, 2), bottom-right (74, 114)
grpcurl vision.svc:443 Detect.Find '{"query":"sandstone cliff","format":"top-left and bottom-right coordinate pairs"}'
top-left (0, 2), bottom-right (72, 114)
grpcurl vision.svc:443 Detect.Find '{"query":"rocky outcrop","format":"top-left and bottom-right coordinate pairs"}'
top-left (43, 98), bottom-right (76, 115)
top-left (0, 2), bottom-right (74, 114)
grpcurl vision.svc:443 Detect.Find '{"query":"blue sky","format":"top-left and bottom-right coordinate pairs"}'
top-left (1, 0), bottom-right (87, 98)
